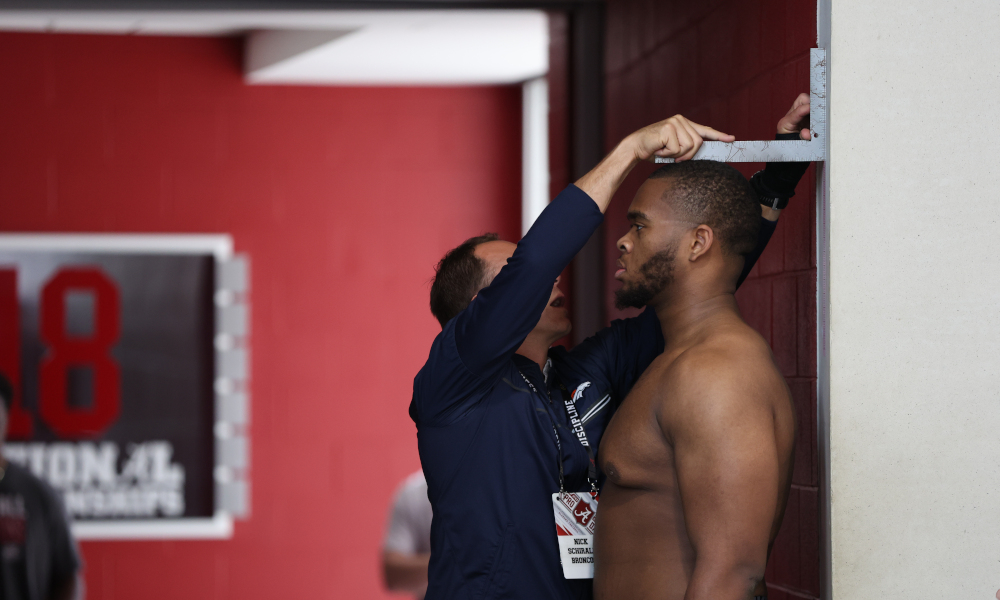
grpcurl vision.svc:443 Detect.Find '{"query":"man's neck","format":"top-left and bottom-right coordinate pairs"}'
top-left (516, 332), bottom-right (559, 372)
top-left (652, 284), bottom-right (740, 349)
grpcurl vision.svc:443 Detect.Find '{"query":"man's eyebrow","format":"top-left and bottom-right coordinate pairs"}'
top-left (626, 211), bottom-right (650, 221)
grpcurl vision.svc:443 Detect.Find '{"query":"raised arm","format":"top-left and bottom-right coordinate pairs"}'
top-left (667, 357), bottom-right (783, 600)
top-left (756, 93), bottom-right (813, 222)
top-left (453, 185), bottom-right (602, 378)
top-left (577, 115), bottom-right (735, 210)
top-left (454, 117), bottom-right (735, 380)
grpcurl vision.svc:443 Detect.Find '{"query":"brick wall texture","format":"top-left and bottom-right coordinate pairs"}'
top-left (601, 2), bottom-right (820, 598)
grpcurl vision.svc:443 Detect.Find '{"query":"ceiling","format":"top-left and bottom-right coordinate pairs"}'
top-left (0, 9), bottom-right (549, 84)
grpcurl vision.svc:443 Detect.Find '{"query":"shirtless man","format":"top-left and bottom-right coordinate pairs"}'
top-left (593, 160), bottom-right (797, 600)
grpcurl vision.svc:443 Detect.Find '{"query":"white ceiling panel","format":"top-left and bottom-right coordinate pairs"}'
top-left (246, 14), bottom-right (547, 85)
top-left (0, 10), bottom-right (549, 85)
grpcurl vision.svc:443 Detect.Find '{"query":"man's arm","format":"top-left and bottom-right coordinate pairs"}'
top-left (741, 92), bottom-right (813, 286)
top-left (382, 550), bottom-right (430, 595)
top-left (666, 355), bottom-right (781, 600)
top-left (759, 92), bottom-right (813, 222)
top-left (453, 116), bottom-right (734, 381)
top-left (576, 115), bottom-right (735, 209)
top-left (452, 185), bottom-right (602, 380)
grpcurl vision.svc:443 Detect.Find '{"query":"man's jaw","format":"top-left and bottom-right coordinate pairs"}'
top-left (613, 247), bottom-right (676, 311)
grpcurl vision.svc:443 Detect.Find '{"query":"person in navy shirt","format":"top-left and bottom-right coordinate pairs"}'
top-left (410, 100), bottom-right (812, 600)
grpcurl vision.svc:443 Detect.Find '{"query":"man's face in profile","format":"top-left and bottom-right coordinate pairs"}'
top-left (613, 178), bottom-right (689, 310)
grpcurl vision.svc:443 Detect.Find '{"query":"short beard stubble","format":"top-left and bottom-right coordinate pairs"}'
top-left (614, 244), bottom-right (677, 310)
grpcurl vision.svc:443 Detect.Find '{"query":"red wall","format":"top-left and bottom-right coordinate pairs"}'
top-left (602, 2), bottom-right (820, 599)
top-left (0, 32), bottom-right (521, 599)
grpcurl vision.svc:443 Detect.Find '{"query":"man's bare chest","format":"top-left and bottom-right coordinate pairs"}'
top-left (598, 365), bottom-right (679, 491)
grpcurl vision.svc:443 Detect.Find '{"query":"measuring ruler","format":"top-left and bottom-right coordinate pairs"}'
top-left (655, 48), bottom-right (826, 163)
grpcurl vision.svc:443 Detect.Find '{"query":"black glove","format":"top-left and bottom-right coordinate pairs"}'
top-left (749, 132), bottom-right (811, 210)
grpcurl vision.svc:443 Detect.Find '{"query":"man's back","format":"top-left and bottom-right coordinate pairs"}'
top-left (594, 311), bottom-right (795, 600)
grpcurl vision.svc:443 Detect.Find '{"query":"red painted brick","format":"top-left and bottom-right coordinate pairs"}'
top-left (686, 105), bottom-right (710, 128)
top-left (809, 385), bottom-right (819, 485)
top-left (735, 278), bottom-right (771, 343)
top-left (766, 587), bottom-right (789, 600)
top-left (798, 488), bottom-right (821, 597)
top-left (787, 0), bottom-right (818, 56)
top-left (797, 273), bottom-right (817, 377)
top-left (676, 27), bottom-right (700, 111)
top-left (639, 0), bottom-right (660, 55)
top-left (729, 85), bottom-right (750, 139)
top-left (788, 379), bottom-right (815, 486)
top-left (697, 7), bottom-right (738, 101)
top-left (605, 3), bottom-right (627, 74)
top-left (749, 70), bottom-right (774, 141)
top-left (702, 0), bottom-right (731, 21)
top-left (771, 275), bottom-right (797, 377)
top-left (735, 0), bottom-right (763, 85)
top-left (733, 163), bottom-right (756, 182)
top-left (652, 0), bottom-right (686, 44)
top-left (808, 170), bottom-right (818, 268)
top-left (649, 42), bottom-right (682, 116)
top-left (708, 97), bottom-right (729, 133)
top-left (782, 185), bottom-right (812, 272)
top-left (771, 487), bottom-right (800, 588)
top-left (605, 73), bottom-right (625, 151)
top-left (623, 62), bottom-right (650, 135)
top-left (760, 0), bottom-right (789, 68)
top-left (757, 222), bottom-right (784, 275)
top-left (622, 0), bottom-right (644, 68)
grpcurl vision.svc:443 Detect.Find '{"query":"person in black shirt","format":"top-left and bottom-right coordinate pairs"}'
top-left (0, 374), bottom-right (80, 600)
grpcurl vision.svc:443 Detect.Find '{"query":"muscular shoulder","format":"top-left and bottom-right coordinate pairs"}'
top-left (655, 328), bottom-right (783, 439)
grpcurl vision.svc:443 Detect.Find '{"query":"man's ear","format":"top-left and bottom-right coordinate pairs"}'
top-left (688, 224), bottom-right (715, 261)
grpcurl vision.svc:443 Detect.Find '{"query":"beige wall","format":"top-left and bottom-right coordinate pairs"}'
top-left (828, 1), bottom-right (1000, 597)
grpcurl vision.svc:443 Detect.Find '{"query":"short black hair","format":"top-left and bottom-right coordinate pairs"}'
top-left (649, 161), bottom-right (759, 256)
top-left (430, 233), bottom-right (500, 327)
top-left (0, 371), bottom-right (12, 411)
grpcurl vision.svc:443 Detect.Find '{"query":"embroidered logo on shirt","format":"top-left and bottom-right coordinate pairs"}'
top-left (564, 382), bottom-right (591, 447)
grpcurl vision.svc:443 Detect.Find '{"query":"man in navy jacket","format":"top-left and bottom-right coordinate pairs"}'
top-left (410, 100), bottom-right (812, 600)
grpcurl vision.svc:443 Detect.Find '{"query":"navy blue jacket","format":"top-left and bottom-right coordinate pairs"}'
top-left (410, 184), bottom-right (775, 600)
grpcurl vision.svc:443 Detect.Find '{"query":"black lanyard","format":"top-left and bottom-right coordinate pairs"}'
top-left (518, 368), bottom-right (598, 494)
